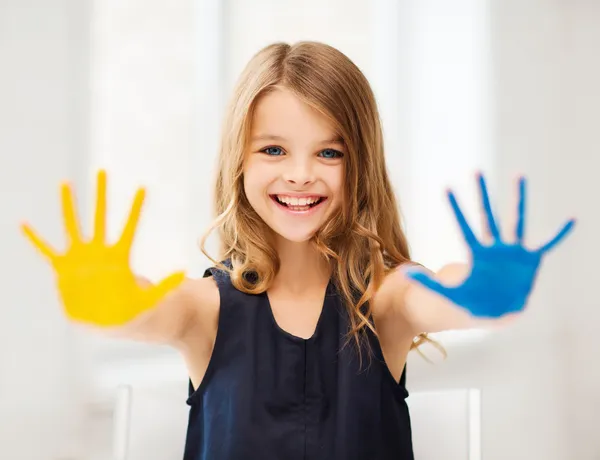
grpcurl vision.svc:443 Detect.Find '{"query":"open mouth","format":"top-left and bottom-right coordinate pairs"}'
top-left (269, 194), bottom-right (327, 213)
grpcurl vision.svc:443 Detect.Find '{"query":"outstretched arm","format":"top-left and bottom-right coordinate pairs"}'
top-left (21, 170), bottom-right (216, 347)
top-left (390, 173), bottom-right (575, 335)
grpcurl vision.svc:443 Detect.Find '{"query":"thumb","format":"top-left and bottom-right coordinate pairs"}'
top-left (403, 266), bottom-right (450, 297)
top-left (150, 271), bottom-right (186, 303)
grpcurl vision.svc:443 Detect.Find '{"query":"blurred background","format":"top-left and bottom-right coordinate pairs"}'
top-left (0, 0), bottom-right (597, 458)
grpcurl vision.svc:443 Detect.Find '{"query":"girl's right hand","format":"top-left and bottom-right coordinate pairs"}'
top-left (21, 170), bottom-right (185, 327)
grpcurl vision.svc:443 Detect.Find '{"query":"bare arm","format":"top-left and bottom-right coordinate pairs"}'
top-left (105, 276), bottom-right (219, 350)
top-left (387, 263), bottom-right (517, 336)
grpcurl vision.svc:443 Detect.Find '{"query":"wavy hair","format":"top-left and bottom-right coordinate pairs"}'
top-left (200, 41), bottom-right (436, 363)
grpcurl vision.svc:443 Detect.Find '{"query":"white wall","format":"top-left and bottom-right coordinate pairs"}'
top-left (224, 0), bottom-right (373, 95)
top-left (84, 0), bottom-right (224, 459)
top-left (0, 0), bottom-right (219, 458)
top-left (564, 3), bottom-right (600, 456)
top-left (478, 2), bottom-right (574, 458)
top-left (490, 1), bottom-right (600, 458)
top-left (0, 0), bottom-right (91, 458)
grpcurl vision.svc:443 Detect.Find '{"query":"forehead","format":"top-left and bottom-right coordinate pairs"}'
top-left (250, 88), bottom-right (339, 141)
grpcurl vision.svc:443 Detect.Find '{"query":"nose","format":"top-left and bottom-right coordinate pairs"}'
top-left (283, 156), bottom-right (315, 186)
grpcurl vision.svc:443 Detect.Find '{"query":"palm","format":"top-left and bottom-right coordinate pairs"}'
top-left (22, 170), bottom-right (184, 327)
top-left (406, 174), bottom-right (575, 318)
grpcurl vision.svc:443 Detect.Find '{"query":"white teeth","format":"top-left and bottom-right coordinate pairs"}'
top-left (276, 195), bottom-right (321, 206)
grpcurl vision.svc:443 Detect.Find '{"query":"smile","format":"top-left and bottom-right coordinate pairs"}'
top-left (269, 194), bottom-right (327, 214)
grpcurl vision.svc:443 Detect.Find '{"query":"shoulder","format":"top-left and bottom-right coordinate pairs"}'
top-left (172, 275), bottom-right (222, 388)
top-left (371, 264), bottom-right (415, 319)
top-left (176, 274), bottom-right (221, 348)
top-left (186, 275), bottom-right (220, 313)
top-left (370, 263), bottom-right (419, 344)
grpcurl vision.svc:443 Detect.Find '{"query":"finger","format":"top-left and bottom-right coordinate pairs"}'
top-left (21, 223), bottom-right (58, 262)
top-left (447, 189), bottom-right (480, 248)
top-left (404, 268), bottom-right (450, 297)
top-left (151, 272), bottom-right (186, 302)
top-left (477, 173), bottom-right (501, 241)
top-left (479, 207), bottom-right (493, 245)
top-left (61, 182), bottom-right (82, 243)
top-left (117, 188), bottom-right (146, 250)
top-left (536, 219), bottom-right (576, 254)
top-left (93, 170), bottom-right (107, 243)
top-left (515, 176), bottom-right (526, 243)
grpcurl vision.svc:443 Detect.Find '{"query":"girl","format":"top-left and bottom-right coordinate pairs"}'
top-left (21, 41), bottom-right (574, 460)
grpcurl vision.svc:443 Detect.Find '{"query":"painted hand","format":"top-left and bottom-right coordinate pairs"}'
top-left (21, 170), bottom-right (185, 327)
top-left (404, 174), bottom-right (575, 318)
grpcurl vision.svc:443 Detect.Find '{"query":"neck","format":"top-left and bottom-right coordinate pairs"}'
top-left (272, 237), bottom-right (331, 294)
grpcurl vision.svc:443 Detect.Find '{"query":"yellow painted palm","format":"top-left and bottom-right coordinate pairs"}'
top-left (21, 170), bottom-right (185, 327)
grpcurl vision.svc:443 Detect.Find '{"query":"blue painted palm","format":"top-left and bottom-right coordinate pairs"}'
top-left (405, 174), bottom-right (575, 318)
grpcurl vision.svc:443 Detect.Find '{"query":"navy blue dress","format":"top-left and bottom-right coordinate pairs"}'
top-left (183, 265), bottom-right (414, 460)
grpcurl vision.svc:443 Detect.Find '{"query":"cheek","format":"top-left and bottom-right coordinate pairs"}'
top-left (243, 157), bottom-right (259, 192)
top-left (329, 168), bottom-right (345, 201)
top-left (243, 162), bottom-right (273, 204)
top-left (243, 174), bottom-right (261, 209)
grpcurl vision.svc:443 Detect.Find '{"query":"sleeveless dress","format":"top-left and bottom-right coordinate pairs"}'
top-left (183, 265), bottom-right (414, 460)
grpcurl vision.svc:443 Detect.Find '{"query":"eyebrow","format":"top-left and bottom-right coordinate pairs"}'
top-left (251, 134), bottom-right (344, 145)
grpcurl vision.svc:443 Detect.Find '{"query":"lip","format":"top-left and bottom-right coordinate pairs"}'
top-left (269, 192), bottom-right (327, 198)
top-left (269, 194), bottom-right (328, 215)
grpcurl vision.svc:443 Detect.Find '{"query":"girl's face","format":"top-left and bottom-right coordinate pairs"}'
top-left (243, 87), bottom-right (345, 243)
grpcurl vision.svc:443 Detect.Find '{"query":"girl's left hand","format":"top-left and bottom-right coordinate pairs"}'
top-left (404, 173), bottom-right (576, 318)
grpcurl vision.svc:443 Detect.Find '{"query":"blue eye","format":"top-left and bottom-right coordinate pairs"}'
top-left (262, 146), bottom-right (284, 156)
top-left (260, 146), bottom-right (343, 158)
top-left (319, 149), bottom-right (343, 159)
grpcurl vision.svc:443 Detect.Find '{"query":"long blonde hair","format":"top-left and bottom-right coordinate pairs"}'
top-left (200, 41), bottom-right (432, 361)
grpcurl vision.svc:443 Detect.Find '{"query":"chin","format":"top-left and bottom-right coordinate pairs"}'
top-left (272, 226), bottom-right (318, 244)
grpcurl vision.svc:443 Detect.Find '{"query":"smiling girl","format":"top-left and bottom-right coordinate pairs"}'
top-left (22, 41), bottom-right (575, 460)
